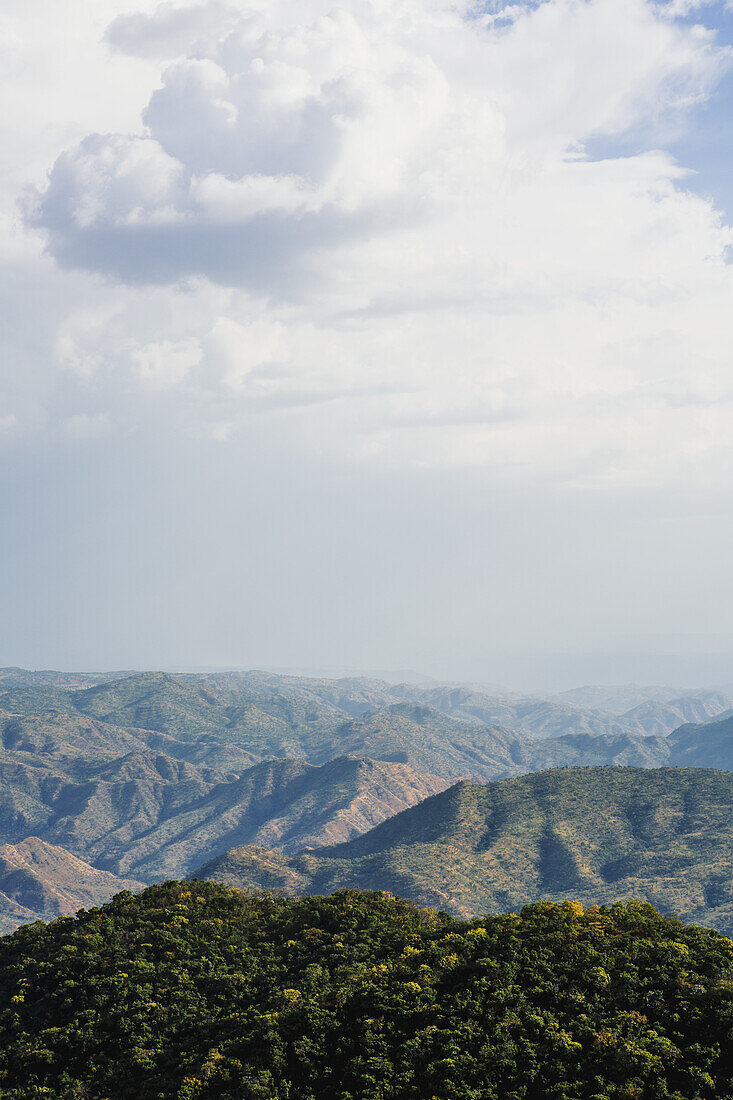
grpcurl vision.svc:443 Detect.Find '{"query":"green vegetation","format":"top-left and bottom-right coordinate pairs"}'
top-left (199, 768), bottom-right (733, 934)
top-left (1, 884), bottom-right (732, 1098)
top-left (673, 713), bottom-right (733, 770)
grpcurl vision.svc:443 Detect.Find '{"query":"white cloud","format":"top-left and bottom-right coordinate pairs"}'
top-left (4, 0), bottom-right (733, 491)
top-left (34, 0), bottom-right (726, 286)
top-left (105, 1), bottom-right (241, 59)
top-left (131, 337), bottom-right (203, 388)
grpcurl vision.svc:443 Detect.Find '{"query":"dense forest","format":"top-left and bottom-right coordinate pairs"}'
top-left (1, 882), bottom-right (732, 1099)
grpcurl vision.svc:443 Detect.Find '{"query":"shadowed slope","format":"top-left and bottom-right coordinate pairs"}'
top-left (0, 749), bottom-right (449, 890)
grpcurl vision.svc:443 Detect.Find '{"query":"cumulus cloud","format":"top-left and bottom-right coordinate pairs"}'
top-left (31, 0), bottom-right (728, 290)
top-left (12, 0), bottom-right (733, 486)
top-left (105, 1), bottom-right (241, 59)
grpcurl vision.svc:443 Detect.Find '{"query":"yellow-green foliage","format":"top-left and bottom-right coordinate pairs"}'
top-left (1, 883), bottom-right (733, 1099)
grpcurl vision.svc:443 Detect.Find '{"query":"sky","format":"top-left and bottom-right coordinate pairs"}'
top-left (2, 0), bottom-right (733, 690)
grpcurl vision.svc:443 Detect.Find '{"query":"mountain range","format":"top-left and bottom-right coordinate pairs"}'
top-left (1, 667), bottom-right (733, 933)
top-left (3, 668), bottom-right (732, 773)
top-left (0, 751), bottom-right (447, 884)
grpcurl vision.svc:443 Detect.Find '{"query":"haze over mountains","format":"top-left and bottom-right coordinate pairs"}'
top-left (1, 667), bottom-right (732, 934)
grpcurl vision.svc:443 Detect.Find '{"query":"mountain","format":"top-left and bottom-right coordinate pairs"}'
top-left (515, 709), bottom-right (733, 771)
top-left (2, 884), bottom-right (732, 1099)
top-left (4, 668), bottom-right (733, 938)
top-left (668, 711), bottom-right (733, 769)
top-left (0, 671), bottom-right (531, 779)
top-left (553, 683), bottom-right (733, 736)
top-left (309, 703), bottom-right (528, 777)
top-left (185, 670), bottom-right (401, 716)
top-left (622, 690), bottom-right (733, 736)
top-left (0, 837), bottom-right (141, 933)
top-left (71, 671), bottom-right (233, 738)
top-left (198, 766), bottom-right (733, 934)
top-left (1, 711), bottom-right (158, 759)
top-left (516, 730), bottom-right (671, 769)
top-left (390, 682), bottom-right (652, 740)
top-left (2, 668), bottom-right (682, 764)
top-left (0, 750), bottom-right (448, 885)
top-left (76, 755), bottom-right (448, 880)
top-left (555, 683), bottom-right (687, 714)
top-left (8, 671), bottom-right (733, 785)
top-left (0, 667), bottom-right (131, 691)
top-left (65, 671), bottom-right (671, 770)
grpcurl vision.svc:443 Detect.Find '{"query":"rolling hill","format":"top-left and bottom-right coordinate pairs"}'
top-left (6, 667), bottom-right (700, 770)
top-left (556, 683), bottom-right (733, 718)
top-left (2, 885), bottom-right (733, 1099)
top-left (623, 690), bottom-right (733, 736)
top-left (198, 766), bottom-right (733, 934)
top-left (669, 711), bottom-right (733, 769)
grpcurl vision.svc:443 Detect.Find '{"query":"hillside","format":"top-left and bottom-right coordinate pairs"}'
top-left (5, 668), bottom-right (733, 784)
top-left (515, 730), bottom-right (672, 769)
top-left (0, 838), bottom-right (141, 933)
top-left (556, 683), bottom-right (733, 721)
top-left (623, 691), bottom-right (733, 736)
top-left (388, 681), bottom-right (658, 739)
top-left (0, 751), bottom-right (447, 885)
top-left (555, 683), bottom-right (685, 713)
top-left (311, 703), bottom-right (528, 776)
top-left (81, 755), bottom-right (448, 880)
top-left (0, 667), bottom-right (129, 691)
top-left (669, 712), bottom-right (733, 769)
top-left (199, 766), bottom-right (733, 933)
top-left (1, 884), bottom-right (732, 1099)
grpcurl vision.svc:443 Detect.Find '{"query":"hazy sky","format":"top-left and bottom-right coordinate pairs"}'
top-left (2, 0), bottom-right (733, 689)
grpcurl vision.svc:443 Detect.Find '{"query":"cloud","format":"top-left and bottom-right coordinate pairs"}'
top-left (105, 1), bottom-right (241, 59)
top-left (30, 0), bottom-right (728, 291)
top-left (8, 0), bottom-right (733, 489)
top-left (6, 0), bottom-right (733, 671)
top-left (132, 337), bottom-right (203, 388)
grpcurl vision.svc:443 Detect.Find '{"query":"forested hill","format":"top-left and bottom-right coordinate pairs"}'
top-left (199, 766), bottom-right (733, 933)
top-left (1, 884), bottom-right (732, 1099)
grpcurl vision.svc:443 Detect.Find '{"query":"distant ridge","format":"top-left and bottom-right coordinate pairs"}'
top-left (0, 750), bottom-right (448, 884)
top-left (2, 669), bottom-right (733, 934)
